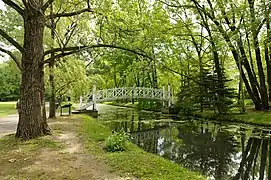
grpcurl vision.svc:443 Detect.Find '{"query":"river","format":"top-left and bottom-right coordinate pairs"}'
top-left (96, 104), bottom-right (271, 180)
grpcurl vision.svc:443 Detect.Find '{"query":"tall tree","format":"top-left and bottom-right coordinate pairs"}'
top-left (0, 0), bottom-right (103, 139)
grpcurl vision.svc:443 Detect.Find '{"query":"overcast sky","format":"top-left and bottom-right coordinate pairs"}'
top-left (0, 1), bottom-right (4, 10)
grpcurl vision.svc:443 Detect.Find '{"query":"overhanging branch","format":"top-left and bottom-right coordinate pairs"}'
top-left (2, 0), bottom-right (24, 16)
top-left (0, 29), bottom-right (25, 53)
top-left (44, 44), bottom-right (154, 63)
top-left (42, 0), bottom-right (55, 11)
top-left (44, 44), bottom-right (201, 84)
top-left (47, 8), bottom-right (94, 18)
top-left (0, 47), bottom-right (22, 71)
top-left (256, 18), bottom-right (266, 35)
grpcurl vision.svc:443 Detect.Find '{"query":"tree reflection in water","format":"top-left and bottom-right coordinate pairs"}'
top-left (130, 121), bottom-right (271, 180)
top-left (99, 107), bottom-right (271, 180)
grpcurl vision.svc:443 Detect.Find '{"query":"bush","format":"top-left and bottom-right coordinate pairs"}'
top-left (105, 130), bottom-right (129, 152)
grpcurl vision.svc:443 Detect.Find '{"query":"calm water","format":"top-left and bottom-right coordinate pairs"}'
top-left (96, 104), bottom-right (271, 180)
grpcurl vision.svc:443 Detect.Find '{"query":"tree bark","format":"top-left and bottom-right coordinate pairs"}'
top-left (15, 6), bottom-right (49, 139)
top-left (49, 4), bottom-right (56, 118)
top-left (41, 67), bottom-right (51, 135)
top-left (192, 0), bottom-right (263, 110)
top-left (248, 0), bottom-right (269, 109)
top-left (265, 8), bottom-right (271, 101)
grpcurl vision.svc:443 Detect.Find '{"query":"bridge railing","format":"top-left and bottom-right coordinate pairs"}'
top-left (96, 87), bottom-right (170, 102)
top-left (79, 86), bottom-right (175, 110)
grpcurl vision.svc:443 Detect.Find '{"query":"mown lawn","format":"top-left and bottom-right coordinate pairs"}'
top-left (0, 102), bottom-right (17, 117)
top-left (80, 115), bottom-right (205, 180)
top-left (233, 111), bottom-right (271, 126)
top-left (193, 108), bottom-right (271, 126)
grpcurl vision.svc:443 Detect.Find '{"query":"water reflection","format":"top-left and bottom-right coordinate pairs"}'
top-left (97, 104), bottom-right (271, 180)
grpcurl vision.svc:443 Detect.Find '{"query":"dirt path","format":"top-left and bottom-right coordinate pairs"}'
top-left (0, 116), bottom-right (133, 180)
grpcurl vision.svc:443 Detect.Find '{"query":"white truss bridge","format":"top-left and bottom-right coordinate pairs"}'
top-left (79, 86), bottom-right (174, 110)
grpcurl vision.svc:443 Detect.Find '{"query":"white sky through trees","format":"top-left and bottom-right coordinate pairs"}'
top-left (0, 1), bottom-right (7, 62)
top-left (0, 1), bottom-right (4, 10)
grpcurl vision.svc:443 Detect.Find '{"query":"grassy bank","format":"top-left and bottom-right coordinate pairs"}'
top-left (233, 111), bottom-right (271, 126)
top-left (103, 101), bottom-right (137, 108)
top-left (0, 102), bottom-right (17, 117)
top-left (192, 110), bottom-right (271, 127)
top-left (80, 115), bottom-right (205, 180)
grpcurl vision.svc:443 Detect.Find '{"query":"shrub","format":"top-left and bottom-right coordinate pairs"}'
top-left (105, 130), bottom-right (129, 152)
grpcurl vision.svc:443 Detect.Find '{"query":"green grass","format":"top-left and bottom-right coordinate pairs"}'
top-left (0, 102), bottom-right (17, 117)
top-left (193, 108), bottom-right (271, 126)
top-left (103, 101), bottom-right (137, 108)
top-left (233, 111), bottom-right (271, 126)
top-left (0, 101), bottom-right (76, 117)
top-left (80, 115), bottom-right (205, 180)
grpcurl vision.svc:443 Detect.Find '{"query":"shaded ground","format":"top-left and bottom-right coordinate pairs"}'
top-left (0, 117), bottom-right (132, 180)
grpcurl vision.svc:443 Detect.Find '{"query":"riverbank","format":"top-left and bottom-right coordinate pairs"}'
top-left (0, 115), bottom-right (205, 179)
top-left (191, 110), bottom-right (271, 127)
top-left (81, 114), bottom-right (205, 179)
top-left (103, 101), bottom-right (165, 112)
top-left (103, 102), bottom-right (271, 127)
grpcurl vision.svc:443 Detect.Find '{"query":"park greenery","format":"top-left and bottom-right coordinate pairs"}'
top-left (0, 0), bottom-right (271, 140)
top-left (0, 115), bottom-right (205, 179)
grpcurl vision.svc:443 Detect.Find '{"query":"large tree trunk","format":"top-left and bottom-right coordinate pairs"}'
top-left (49, 5), bottom-right (56, 118)
top-left (265, 8), bottom-right (271, 101)
top-left (41, 67), bottom-right (51, 135)
top-left (49, 60), bottom-right (56, 118)
top-left (193, 0), bottom-right (264, 110)
top-left (16, 7), bottom-right (49, 139)
top-left (248, 0), bottom-right (269, 109)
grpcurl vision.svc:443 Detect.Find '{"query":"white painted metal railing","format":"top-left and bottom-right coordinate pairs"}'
top-left (79, 85), bottom-right (174, 110)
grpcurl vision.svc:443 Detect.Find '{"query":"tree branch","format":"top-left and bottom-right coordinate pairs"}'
top-left (42, 0), bottom-right (55, 11)
top-left (0, 47), bottom-right (22, 71)
top-left (44, 44), bottom-right (201, 85)
top-left (44, 50), bottom-right (80, 63)
top-left (47, 8), bottom-right (94, 18)
top-left (0, 29), bottom-right (25, 53)
top-left (2, 0), bottom-right (24, 16)
top-left (44, 44), bottom-right (154, 62)
top-left (256, 18), bottom-right (266, 35)
top-left (44, 46), bottom-right (87, 56)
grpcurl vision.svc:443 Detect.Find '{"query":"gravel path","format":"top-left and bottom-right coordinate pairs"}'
top-left (0, 114), bottom-right (18, 137)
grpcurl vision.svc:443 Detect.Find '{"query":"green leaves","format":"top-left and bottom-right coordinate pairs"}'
top-left (0, 60), bottom-right (20, 101)
top-left (105, 130), bottom-right (129, 152)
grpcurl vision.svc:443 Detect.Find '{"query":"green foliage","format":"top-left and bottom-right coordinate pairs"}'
top-left (45, 58), bottom-right (91, 101)
top-left (105, 130), bottom-right (129, 152)
top-left (176, 67), bottom-right (235, 115)
top-left (0, 61), bottom-right (20, 101)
